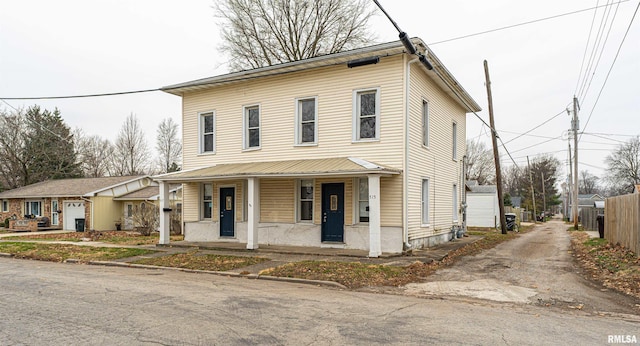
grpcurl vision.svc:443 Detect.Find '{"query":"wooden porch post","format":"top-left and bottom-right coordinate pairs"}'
top-left (158, 181), bottom-right (171, 245)
top-left (368, 175), bottom-right (382, 257)
top-left (247, 177), bottom-right (260, 250)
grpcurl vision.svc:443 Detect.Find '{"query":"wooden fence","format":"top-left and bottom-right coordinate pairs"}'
top-left (604, 193), bottom-right (640, 256)
top-left (580, 207), bottom-right (600, 232)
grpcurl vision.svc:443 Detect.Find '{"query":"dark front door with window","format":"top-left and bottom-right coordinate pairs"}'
top-left (220, 187), bottom-right (235, 237)
top-left (321, 183), bottom-right (344, 242)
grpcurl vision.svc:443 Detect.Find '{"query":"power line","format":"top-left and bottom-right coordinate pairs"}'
top-left (503, 109), bottom-right (567, 145)
top-left (574, 0), bottom-right (602, 95)
top-left (0, 98), bottom-right (72, 143)
top-left (0, 88), bottom-right (161, 100)
top-left (429, 0), bottom-right (630, 45)
top-left (579, 0), bottom-right (639, 141)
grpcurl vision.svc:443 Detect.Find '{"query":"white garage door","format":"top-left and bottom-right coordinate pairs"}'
top-left (467, 194), bottom-right (498, 228)
top-left (63, 201), bottom-right (86, 231)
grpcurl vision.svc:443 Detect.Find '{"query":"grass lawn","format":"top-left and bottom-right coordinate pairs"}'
top-left (133, 251), bottom-right (270, 272)
top-left (3, 231), bottom-right (183, 245)
top-left (0, 242), bottom-right (154, 262)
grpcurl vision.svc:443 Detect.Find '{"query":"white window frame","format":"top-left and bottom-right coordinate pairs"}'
top-left (243, 104), bottom-right (261, 150)
top-left (24, 200), bottom-right (42, 217)
top-left (51, 199), bottom-right (59, 226)
top-left (202, 183), bottom-right (213, 220)
top-left (1, 200), bottom-right (8, 212)
top-left (453, 184), bottom-right (459, 222)
top-left (297, 179), bottom-right (314, 222)
top-left (452, 121), bottom-right (458, 161)
top-left (357, 177), bottom-right (369, 223)
top-left (295, 97), bottom-right (318, 146)
top-left (352, 88), bottom-right (381, 142)
top-left (422, 99), bottom-right (430, 148)
top-left (199, 111), bottom-right (215, 154)
top-left (421, 179), bottom-right (429, 226)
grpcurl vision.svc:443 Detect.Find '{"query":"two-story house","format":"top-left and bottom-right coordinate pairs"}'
top-left (154, 38), bottom-right (481, 257)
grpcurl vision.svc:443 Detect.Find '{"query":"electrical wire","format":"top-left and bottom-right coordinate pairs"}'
top-left (503, 109), bottom-right (567, 145)
top-left (579, 1), bottom-right (639, 141)
top-left (0, 98), bottom-right (72, 144)
top-left (575, 0), bottom-right (602, 95)
top-left (429, 1), bottom-right (630, 45)
top-left (0, 88), bottom-right (161, 100)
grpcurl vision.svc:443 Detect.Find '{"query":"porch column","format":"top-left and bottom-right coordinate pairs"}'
top-left (159, 181), bottom-right (171, 245)
top-left (247, 177), bottom-right (260, 250)
top-left (368, 174), bottom-right (382, 257)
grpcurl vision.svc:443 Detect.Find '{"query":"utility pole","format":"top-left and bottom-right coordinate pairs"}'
top-left (527, 156), bottom-right (537, 224)
top-left (484, 60), bottom-right (507, 234)
top-left (572, 96), bottom-right (580, 230)
top-left (541, 172), bottom-right (546, 222)
top-left (568, 141), bottom-right (572, 222)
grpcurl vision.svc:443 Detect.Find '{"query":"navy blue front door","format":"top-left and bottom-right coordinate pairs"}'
top-left (220, 187), bottom-right (235, 237)
top-left (321, 183), bottom-right (344, 242)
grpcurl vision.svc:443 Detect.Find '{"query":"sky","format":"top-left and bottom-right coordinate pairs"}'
top-left (1, 0), bottom-right (638, 184)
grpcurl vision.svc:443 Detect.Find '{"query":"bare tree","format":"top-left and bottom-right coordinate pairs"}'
top-left (156, 118), bottom-right (182, 174)
top-left (579, 170), bottom-right (600, 195)
top-left (0, 109), bottom-right (28, 189)
top-left (215, 0), bottom-right (376, 71)
top-left (74, 129), bottom-right (114, 178)
top-left (465, 139), bottom-right (495, 185)
top-left (113, 113), bottom-right (150, 176)
top-left (131, 202), bottom-right (159, 236)
top-left (604, 136), bottom-right (640, 195)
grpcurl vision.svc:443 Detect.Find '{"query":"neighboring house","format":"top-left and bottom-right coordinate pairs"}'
top-left (154, 38), bottom-right (481, 257)
top-left (567, 193), bottom-right (605, 222)
top-left (114, 185), bottom-right (182, 233)
top-left (634, 184), bottom-right (640, 194)
top-left (0, 176), bottom-right (157, 231)
top-left (466, 181), bottom-right (499, 228)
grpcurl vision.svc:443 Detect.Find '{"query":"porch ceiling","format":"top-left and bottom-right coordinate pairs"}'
top-left (153, 157), bottom-right (401, 182)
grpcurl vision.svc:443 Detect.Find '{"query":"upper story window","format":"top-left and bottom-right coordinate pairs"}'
top-left (422, 100), bottom-right (429, 147)
top-left (244, 105), bottom-right (261, 149)
top-left (296, 97), bottom-right (318, 145)
top-left (199, 111), bottom-right (215, 154)
top-left (452, 122), bottom-right (458, 160)
top-left (353, 88), bottom-right (380, 141)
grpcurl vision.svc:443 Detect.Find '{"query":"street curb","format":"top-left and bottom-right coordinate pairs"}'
top-left (0, 252), bottom-right (14, 258)
top-left (64, 259), bottom-right (348, 289)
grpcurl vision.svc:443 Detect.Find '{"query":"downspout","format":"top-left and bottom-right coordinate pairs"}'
top-left (404, 56), bottom-right (420, 250)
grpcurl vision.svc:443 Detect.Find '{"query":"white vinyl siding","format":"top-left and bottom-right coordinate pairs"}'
top-left (421, 179), bottom-right (429, 225)
top-left (453, 184), bottom-right (458, 222)
top-left (452, 122), bottom-right (458, 161)
top-left (199, 111), bottom-right (215, 154)
top-left (295, 97), bottom-right (318, 145)
top-left (243, 105), bottom-right (261, 150)
top-left (353, 88), bottom-right (380, 141)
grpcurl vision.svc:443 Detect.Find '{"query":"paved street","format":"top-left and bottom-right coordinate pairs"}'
top-left (1, 254), bottom-right (638, 345)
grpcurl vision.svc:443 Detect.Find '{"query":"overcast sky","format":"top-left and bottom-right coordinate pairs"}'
top-left (1, 0), bottom-right (638, 183)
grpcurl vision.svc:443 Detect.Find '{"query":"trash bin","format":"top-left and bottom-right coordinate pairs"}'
top-left (75, 218), bottom-right (85, 232)
top-left (505, 213), bottom-right (517, 231)
top-left (596, 215), bottom-right (604, 238)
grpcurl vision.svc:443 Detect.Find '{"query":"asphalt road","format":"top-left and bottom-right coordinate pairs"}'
top-left (0, 255), bottom-right (638, 345)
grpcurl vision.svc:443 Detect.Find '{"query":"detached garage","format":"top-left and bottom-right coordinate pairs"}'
top-left (466, 181), bottom-right (500, 228)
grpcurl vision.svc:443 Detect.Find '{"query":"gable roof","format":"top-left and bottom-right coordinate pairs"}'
top-left (162, 38), bottom-right (481, 113)
top-left (0, 176), bottom-right (146, 199)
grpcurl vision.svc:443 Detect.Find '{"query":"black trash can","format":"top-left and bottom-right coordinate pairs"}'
top-left (505, 213), bottom-right (517, 231)
top-left (75, 218), bottom-right (85, 232)
top-left (596, 215), bottom-right (604, 238)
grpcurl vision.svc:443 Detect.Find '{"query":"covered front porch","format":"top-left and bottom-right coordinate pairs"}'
top-left (154, 157), bottom-right (402, 257)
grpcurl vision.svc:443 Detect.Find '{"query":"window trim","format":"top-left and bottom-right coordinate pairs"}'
top-left (243, 104), bottom-right (261, 150)
top-left (198, 111), bottom-right (216, 155)
top-left (452, 183), bottom-right (459, 222)
top-left (421, 178), bottom-right (430, 226)
top-left (352, 87), bottom-right (381, 142)
top-left (1, 199), bottom-right (8, 212)
top-left (296, 179), bottom-right (314, 222)
top-left (24, 200), bottom-right (42, 217)
top-left (294, 97), bottom-right (318, 146)
top-left (202, 183), bottom-right (213, 220)
top-left (452, 121), bottom-right (458, 161)
top-left (422, 99), bottom-right (430, 148)
top-left (357, 177), bottom-right (369, 223)
top-left (51, 199), bottom-right (59, 226)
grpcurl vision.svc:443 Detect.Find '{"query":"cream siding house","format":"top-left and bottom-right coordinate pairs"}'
top-left (155, 38), bottom-right (480, 256)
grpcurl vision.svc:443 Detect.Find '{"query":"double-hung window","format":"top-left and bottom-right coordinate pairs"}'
top-left (452, 122), bottom-right (458, 160)
top-left (422, 100), bottom-right (429, 147)
top-left (296, 97), bottom-right (317, 145)
top-left (25, 200), bottom-right (42, 217)
top-left (358, 178), bottom-right (369, 222)
top-left (200, 111), bottom-right (215, 154)
top-left (422, 179), bottom-right (429, 225)
top-left (1, 200), bottom-right (8, 212)
top-left (202, 183), bottom-right (213, 219)
top-left (353, 88), bottom-right (380, 141)
top-left (244, 105), bottom-right (260, 149)
top-left (298, 179), bottom-right (314, 221)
